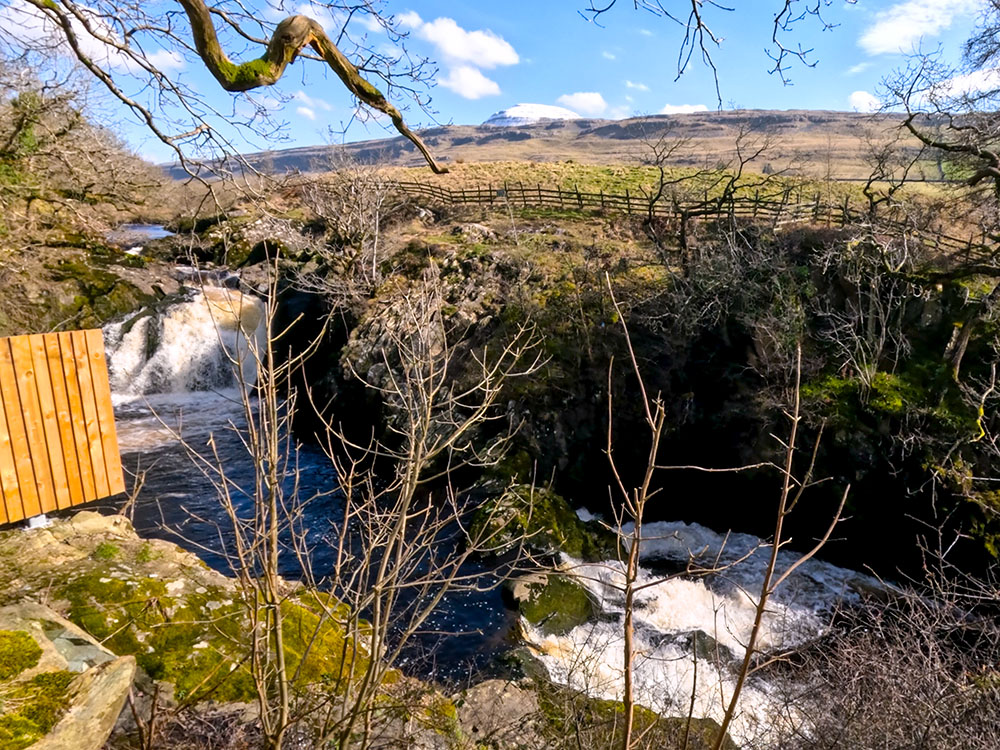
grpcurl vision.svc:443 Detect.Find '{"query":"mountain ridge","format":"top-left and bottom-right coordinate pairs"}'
top-left (168, 109), bottom-right (928, 181)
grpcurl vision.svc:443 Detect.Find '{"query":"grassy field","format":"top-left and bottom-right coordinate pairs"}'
top-left (383, 160), bottom-right (957, 209)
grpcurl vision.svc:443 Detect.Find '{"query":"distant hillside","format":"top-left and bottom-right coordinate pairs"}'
top-left (168, 109), bottom-right (935, 182)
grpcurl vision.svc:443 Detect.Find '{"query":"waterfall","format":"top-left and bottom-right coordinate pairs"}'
top-left (105, 286), bottom-right (266, 396)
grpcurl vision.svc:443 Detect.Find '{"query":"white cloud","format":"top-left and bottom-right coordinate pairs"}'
top-left (397, 10), bottom-right (423, 28)
top-left (639, 28), bottom-right (654, 37)
top-left (396, 11), bottom-right (517, 99)
top-left (847, 62), bottom-right (872, 75)
top-left (557, 92), bottom-right (608, 116)
top-left (438, 65), bottom-right (501, 99)
top-left (859, 0), bottom-right (980, 55)
top-left (411, 15), bottom-right (518, 68)
top-left (602, 51), bottom-right (616, 60)
top-left (932, 67), bottom-right (1000, 98)
top-left (849, 90), bottom-right (881, 112)
top-left (145, 50), bottom-right (185, 71)
top-left (625, 80), bottom-right (650, 91)
top-left (296, 106), bottom-right (317, 121)
top-left (354, 13), bottom-right (385, 33)
top-left (608, 105), bottom-right (632, 120)
top-left (294, 90), bottom-right (331, 111)
top-left (660, 103), bottom-right (709, 114)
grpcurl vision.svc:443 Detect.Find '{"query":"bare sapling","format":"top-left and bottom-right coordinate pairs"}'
top-left (165, 242), bottom-right (544, 749)
top-left (597, 278), bottom-right (846, 750)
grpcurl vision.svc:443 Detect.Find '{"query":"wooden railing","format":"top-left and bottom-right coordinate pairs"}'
top-left (0, 330), bottom-right (125, 524)
top-left (394, 180), bottom-right (995, 263)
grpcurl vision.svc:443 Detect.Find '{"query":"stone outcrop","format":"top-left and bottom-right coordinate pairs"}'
top-left (0, 602), bottom-right (135, 750)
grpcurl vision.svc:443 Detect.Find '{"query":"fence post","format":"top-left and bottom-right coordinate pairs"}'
top-left (575, 183), bottom-right (583, 209)
top-left (753, 189), bottom-right (759, 218)
top-left (519, 181), bottom-right (527, 208)
top-left (625, 188), bottom-right (631, 214)
top-left (842, 195), bottom-right (850, 226)
top-left (601, 189), bottom-right (605, 210)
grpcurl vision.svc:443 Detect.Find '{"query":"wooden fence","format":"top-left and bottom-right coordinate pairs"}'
top-left (0, 330), bottom-right (125, 524)
top-left (395, 180), bottom-right (994, 263)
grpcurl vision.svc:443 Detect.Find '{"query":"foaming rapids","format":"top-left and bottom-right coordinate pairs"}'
top-left (524, 519), bottom-right (883, 747)
top-left (105, 287), bottom-right (265, 396)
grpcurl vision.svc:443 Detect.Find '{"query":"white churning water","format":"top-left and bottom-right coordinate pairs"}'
top-left (523, 518), bottom-right (882, 747)
top-left (104, 286), bottom-right (265, 397)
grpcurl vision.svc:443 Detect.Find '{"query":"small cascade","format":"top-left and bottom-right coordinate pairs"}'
top-left (523, 519), bottom-right (882, 747)
top-left (105, 286), bottom-right (265, 396)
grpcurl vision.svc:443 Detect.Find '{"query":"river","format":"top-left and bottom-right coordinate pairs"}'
top-left (97, 240), bottom-right (881, 743)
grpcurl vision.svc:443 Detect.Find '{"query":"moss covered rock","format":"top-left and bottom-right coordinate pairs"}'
top-left (535, 682), bottom-right (737, 750)
top-left (0, 512), bottom-right (367, 707)
top-left (506, 573), bottom-right (595, 636)
top-left (0, 632), bottom-right (41, 681)
top-left (470, 484), bottom-right (615, 562)
top-left (0, 603), bottom-right (135, 750)
top-left (0, 670), bottom-right (75, 750)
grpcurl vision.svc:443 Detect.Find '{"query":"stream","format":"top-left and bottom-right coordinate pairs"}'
top-left (97, 230), bottom-right (881, 742)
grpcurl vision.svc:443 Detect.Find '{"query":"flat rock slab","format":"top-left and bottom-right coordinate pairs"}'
top-left (35, 655), bottom-right (136, 750)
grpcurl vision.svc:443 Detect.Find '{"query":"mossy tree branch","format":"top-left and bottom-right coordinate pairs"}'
top-left (176, 0), bottom-right (448, 174)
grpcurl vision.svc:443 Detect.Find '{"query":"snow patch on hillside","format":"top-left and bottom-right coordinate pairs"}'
top-left (483, 103), bottom-right (581, 127)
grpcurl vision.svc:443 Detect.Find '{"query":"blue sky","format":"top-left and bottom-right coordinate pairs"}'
top-left (10, 0), bottom-right (982, 162)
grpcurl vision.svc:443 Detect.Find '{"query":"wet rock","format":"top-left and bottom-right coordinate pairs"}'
top-left (470, 484), bottom-right (615, 562)
top-left (505, 573), bottom-right (595, 635)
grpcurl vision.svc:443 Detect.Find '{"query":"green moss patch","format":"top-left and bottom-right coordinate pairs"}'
top-left (0, 670), bottom-right (74, 750)
top-left (518, 575), bottom-right (595, 635)
top-left (0, 633), bottom-right (41, 682)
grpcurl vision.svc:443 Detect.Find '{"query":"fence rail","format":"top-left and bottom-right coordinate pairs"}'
top-left (0, 330), bottom-right (125, 524)
top-left (394, 180), bottom-right (994, 263)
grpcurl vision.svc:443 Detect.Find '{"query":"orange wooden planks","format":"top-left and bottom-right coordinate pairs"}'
top-left (30, 334), bottom-right (73, 510)
top-left (56, 331), bottom-right (98, 502)
top-left (0, 329), bottom-right (125, 524)
top-left (84, 329), bottom-right (125, 496)
top-left (69, 330), bottom-right (110, 499)
top-left (9, 335), bottom-right (59, 514)
top-left (42, 334), bottom-right (85, 508)
top-left (0, 338), bottom-right (41, 520)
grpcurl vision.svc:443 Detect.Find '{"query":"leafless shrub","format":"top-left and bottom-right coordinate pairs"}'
top-left (785, 561), bottom-right (1000, 749)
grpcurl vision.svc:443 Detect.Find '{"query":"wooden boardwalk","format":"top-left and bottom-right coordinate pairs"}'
top-left (0, 330), bottom-right (125, 524)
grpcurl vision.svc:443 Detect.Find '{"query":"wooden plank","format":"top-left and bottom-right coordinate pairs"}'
top-left (23, 334), bottom-right (71, 511)
top-left (84, 329), bottom-right (125, 496)
top-left (0, 339), bottom-right (40, 520)
top-left (57, 332), bottom-right (97, 501)
top-left (42, 334), bottom-right (85, 508)
top-left (0, 382), bottom-right (14, 524)
top-left (70, 330), bottom-right (110, 499)
top-left (9, 336), bottom-right (59, 514)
